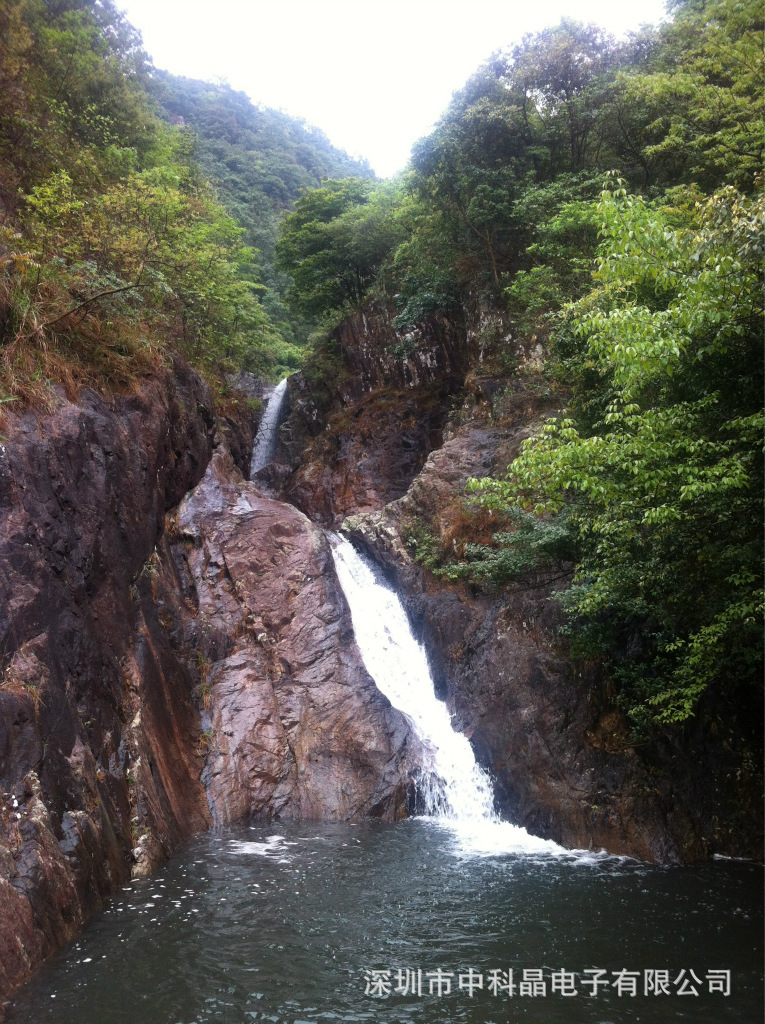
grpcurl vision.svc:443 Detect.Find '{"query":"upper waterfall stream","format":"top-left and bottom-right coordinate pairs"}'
top-left (250, 377), bottom-right (288, 475)
top-left (330, 533), bottom-right (564, 857)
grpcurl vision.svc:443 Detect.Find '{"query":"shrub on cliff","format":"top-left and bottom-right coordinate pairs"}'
top-left (468, 178), bottom-right (763, 735)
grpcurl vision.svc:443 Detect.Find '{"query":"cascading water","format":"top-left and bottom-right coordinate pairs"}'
top-left (250, 377), bottom-right (288, 476)
top-left (329, 533), bottom-right (564, 856)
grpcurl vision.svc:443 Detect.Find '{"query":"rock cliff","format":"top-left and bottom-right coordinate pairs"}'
top-left (274, 306), bottom-right (761, 864)
top-left (175, 446), bottom-right (420, 824)
top-left (358, 415), bottom-right (759, 860)
top-left (0, 361), bottom-right (217, 998)
top-left (281, 383), bottom-right (452, 527)
top-left (272, 303), bottom-right (480, 527)
top-left (0, 361), bottom-right (418, 1004)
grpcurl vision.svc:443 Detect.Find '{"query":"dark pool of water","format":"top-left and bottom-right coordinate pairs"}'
top-left (6, 820), bottom-right (763, 1024)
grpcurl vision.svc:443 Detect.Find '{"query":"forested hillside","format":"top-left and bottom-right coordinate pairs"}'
top-left (276, 0), bottom-right (763, 748)
top-left (0, 0), bottom-right (369, 399)
top-left (149, 72), bottom-right (373, 352)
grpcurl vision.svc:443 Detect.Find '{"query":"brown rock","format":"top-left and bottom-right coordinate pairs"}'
top-left (177, 448), bottom-right (421, 824)
top-left (343, 407), bottom-right (723, 863)
top-left (0, 361), bottom-right (220, 1001)
top-left (0, 356), bottom-right (421, 1004)
top-left (331, 303), bottom-right (471, 394)
top-left (273, 303), bottom-right (482, 526)
top-left (281, 386), bottom-right (450, 528)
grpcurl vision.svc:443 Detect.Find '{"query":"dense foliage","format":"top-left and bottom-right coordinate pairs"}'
top-left (470, 180), bottom-right (763, 732)
top-left (0, 0), bottom-right (367, 398)
top-left (276, 179), bottom-right (406, 319)
top-left (461, 1), bottom-right (763, 735)
top-left (149, 71), bottom-right (373, 352)
top-left (275, 0), bottom-right (763, 738)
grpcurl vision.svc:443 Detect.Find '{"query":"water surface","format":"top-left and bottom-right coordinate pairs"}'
top-left (8, 820), bottom-right (762, 1024)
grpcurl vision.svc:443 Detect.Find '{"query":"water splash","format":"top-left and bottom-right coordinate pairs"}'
top-left (329, 533), bottom-right (564, 856)
top-left (228, 835), bottom-right (297, 859)
top-left (251, 377), bottom-right (288, 476)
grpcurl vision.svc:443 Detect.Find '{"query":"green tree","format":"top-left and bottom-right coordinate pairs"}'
top-left (148, 71), bottom-right (374, 349)
top-left (469, 179), bottom-right (763, 729)
top-left (275, 179), bottom-right (405, 318)
top-left (0, 0), bottom-right (293, 390)
top-left (18, 160), bottom-right (280, 369)
top-left (622, 0), bottom-right (764, 190)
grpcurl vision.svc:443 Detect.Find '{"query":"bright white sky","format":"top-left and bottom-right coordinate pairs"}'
top-left (117, 0), bottom-right (671, 178)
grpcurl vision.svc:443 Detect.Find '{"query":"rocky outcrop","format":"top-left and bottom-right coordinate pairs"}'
top-left (273, 306), bottom-right (542, 530)
top-left (270, 305), bottom-right (477, 526)
top-left (343, 387), bottom-right (738, 864)
top-left (175, 448), bottom-right (420, 823)
top-left (0, 361), bottom-right (421, 1004)
top-left (332, 304), bottom-right (470, 400)
top-left (281, 384), bottom-right (453, 528)
top-left (0, 361), bottom-right (219, 999)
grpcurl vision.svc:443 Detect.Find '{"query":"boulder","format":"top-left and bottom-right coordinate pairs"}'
top-left (176, 448), bottom-right (420, 824)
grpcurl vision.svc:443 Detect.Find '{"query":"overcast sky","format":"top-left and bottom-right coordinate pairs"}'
top-left (118, 0), bottom-right (671, 177)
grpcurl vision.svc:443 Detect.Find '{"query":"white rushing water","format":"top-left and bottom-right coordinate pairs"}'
top-left (250, 377), bottom-right (288, 476)
top-left (330, 533), bottom-right (565, 857)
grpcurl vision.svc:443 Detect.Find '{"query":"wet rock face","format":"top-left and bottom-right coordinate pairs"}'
top-left (0, 362), bottom-right (221, 1000)
top-left (332, 304), bottom-right (471, 396)
top-left (175, 449), bottom-right (420, 824)
top-left (281, 385), bottom-right (452, 528)
top-left (0, 355), bottom-right (422, 1002)
top-left (342, 406), bottom-right (712, 864)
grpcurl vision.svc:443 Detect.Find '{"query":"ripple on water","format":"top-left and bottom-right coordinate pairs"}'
top-left (6, 820), bottom-right (762, 1024)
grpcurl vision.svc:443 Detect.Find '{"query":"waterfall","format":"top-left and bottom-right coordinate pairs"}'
top-left (329, 534), bottom-right (564, 856)
top-left (251, 377), bottom-right (288, 476)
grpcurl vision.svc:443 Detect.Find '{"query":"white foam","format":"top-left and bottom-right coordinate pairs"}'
top-left (330, 534), bottom-right (569, 858)
top-left (229, 835), bottom-right (293, 858)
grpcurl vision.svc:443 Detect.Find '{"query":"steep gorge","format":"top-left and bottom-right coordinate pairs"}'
top-left (0, 356), bottom-right (417, 1003)
top-left (0, 304), bottom-right (760, 1005)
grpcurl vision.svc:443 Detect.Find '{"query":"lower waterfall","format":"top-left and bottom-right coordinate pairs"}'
top-left (329, 533), bottom-right (563, 856)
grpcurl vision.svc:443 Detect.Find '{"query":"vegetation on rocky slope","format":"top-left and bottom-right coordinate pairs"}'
top-left (276, 0), bottom-right (763, 742)
top-left (0, 0), bottom-right (367, 403)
